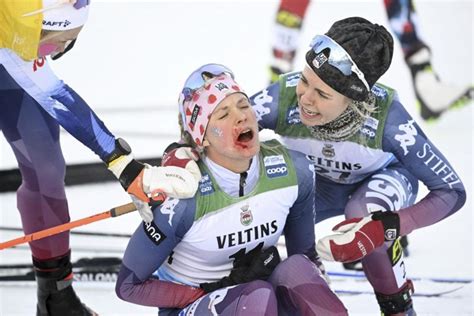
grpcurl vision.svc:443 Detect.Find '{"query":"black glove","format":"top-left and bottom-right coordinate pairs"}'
top-left (200, 245), bottom-right (281, 293)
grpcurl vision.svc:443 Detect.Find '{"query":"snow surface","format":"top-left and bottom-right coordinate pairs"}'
top-left (1, 0), bottom-right (473, 315)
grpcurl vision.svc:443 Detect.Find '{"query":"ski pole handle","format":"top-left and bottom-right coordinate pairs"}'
top-left (110, 202), bottom-right (137, 217)
top-left (0, 202), bottom-right (136, 251)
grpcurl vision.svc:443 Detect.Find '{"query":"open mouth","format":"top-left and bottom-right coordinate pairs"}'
top-left (237, 128), bottom-right (254, 142)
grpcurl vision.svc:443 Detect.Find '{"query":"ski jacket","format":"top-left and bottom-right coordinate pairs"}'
top-left (116, 140), bottom-right (317, 308)
top-left (0, 48), bottom-right (115, 160)
top-left (250, 72), bottom-right (466, 236)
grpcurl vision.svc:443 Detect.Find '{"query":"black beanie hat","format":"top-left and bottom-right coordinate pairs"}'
top-left (305, 17), bottom-right (394, 101)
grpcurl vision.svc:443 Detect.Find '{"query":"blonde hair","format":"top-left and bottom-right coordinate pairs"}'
top-left (40, 29), bottom-right (56, 37)
top-left (349, 93), bottom-right (377, 118)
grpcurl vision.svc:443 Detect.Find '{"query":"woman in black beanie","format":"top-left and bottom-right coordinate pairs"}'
top-left (249, 16), bottom-right (466, 316)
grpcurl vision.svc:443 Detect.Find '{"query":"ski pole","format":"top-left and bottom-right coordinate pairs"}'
top-left (0, 202), bottom-right (136, 250)
top-left (0, 226), bottom-right (132, 238)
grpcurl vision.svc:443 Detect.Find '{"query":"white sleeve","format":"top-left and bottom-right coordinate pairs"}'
top-left (0, 48), bottom-right (66, 116)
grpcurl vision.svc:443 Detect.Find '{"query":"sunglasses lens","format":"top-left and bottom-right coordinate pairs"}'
top-left (312, 36), bottom-right (352, 75)
top-left (182, 87), bottom-right (194, 102)
top-left (183, 64), bottom-right (234, 91)
top-left (179, 64), bottom-right (235, 110)
top-left (178, 64), bottom-right (235, 125)
top-left (310, 35), bottom-right (369, 91)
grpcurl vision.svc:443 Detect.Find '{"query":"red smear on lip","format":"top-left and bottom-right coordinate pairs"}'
top-left (234, 141), bottom-right (249, 149)
top-left (233, 127), bottom-right (251, 149)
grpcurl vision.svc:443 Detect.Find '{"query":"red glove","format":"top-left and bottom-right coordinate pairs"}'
top-left (162, 143), bottom-right (199, 165)
top-left (161, 143), bottom-right (201, 181)
top-left (316, 211), bottom-right (400, 263)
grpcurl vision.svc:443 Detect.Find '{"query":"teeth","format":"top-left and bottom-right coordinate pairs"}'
top-left (302, 107), bottom-right (318, 116)
top-left (241, 128), bottom-right (251, 134)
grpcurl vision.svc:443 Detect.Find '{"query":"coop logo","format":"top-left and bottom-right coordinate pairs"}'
top-left (199, 174), bottom-right (214, 195)
top-left (360, 126), bottom-right (376, 138)
top-left (360, 117), bottom-right (378, 139)
top-left (266, 165), bottom-right (288, 177)
top-left (264, 155), bottom-right (288, 178)
top-left (143, 221), bottom-right (166, 246)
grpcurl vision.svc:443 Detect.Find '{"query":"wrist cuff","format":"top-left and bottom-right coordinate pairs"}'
top-left (118, 159), bottom-right (144, 190)
top-left (108, 154), bottom-right (134, 178)
top-left (371, 211), bottom-right (400, 241)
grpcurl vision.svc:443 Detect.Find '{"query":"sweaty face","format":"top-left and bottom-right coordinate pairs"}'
top-left (296, 66), bottom-right (351, 126)
top-left (204, 93), bottom-right (260, 173)
top-left (38, 26), bottom-right (83, 57)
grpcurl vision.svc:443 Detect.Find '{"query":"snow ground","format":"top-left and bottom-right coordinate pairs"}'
top-left (1, 0), bottom-right (473, 315)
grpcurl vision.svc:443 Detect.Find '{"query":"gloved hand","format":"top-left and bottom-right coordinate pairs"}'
top-left (141, 164), bottom-right (199, 199)
top-left (107, 139), bottom-right (199, 222)
top-left (200, 245), bottom-right (281, 293)
top-left (161, 142), bottom-right (201, 183)
top-left (111, 162), bottom-right (199, 222)
top-left (316, 211), bottom-right (400, 263)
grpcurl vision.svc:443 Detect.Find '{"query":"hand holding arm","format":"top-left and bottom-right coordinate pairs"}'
top-left (107, 139), bottom-right (200, 222)
top-left (161, 142), bottom-right (201, 181)
top-left (316, 211), bottom-right (400, 263)
top-left (200, 245), bottom-right (281, 293)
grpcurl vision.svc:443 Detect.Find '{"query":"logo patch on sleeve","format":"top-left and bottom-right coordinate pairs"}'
top-left (285, 73), bottom-right (301, 87)
top-left (371, 85), bottom-right (388, 99)
top-left (286, 106), bottom-right (301, 125)
top-left (143, 221), bottom-right (166, 246)
top-left (199, 173), bottom-right (215, 195)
